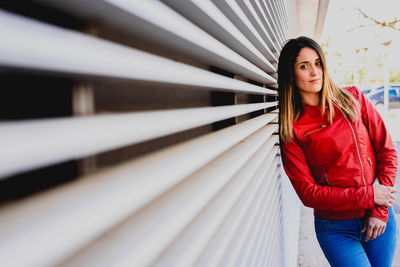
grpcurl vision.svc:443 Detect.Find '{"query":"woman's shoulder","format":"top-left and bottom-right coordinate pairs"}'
top-left (340, 85), bottom-right (364, 104)
top-left (341, 85), bottom-right (362, 98)
top-left (342, 85), bottom-right (360, 96)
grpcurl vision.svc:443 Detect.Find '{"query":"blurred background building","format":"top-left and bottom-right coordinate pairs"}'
top-left (0, 1), bottom-right (328, 266)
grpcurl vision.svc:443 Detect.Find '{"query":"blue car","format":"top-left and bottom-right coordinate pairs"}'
top-left (362, 88), bottom-right (373, 95)
top-left (366, 85), bottom-right (400, 110)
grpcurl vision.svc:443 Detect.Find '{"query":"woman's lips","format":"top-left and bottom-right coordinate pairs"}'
top-left (310, 79), bottom-right (320, 82)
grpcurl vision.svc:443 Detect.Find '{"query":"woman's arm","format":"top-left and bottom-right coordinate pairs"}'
top-left (353, 86), bottom-right (398, 221)
top-left (281, 136), bottom-right (376, 211)
top-left (281, 136), bottom-right (395, 211)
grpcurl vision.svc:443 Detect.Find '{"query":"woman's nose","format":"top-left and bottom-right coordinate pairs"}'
top-left (309, 66), bottom-right (317, 76)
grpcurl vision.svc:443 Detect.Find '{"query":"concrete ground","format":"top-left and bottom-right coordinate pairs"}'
top-left (298, 108), bottom-right (400, 267)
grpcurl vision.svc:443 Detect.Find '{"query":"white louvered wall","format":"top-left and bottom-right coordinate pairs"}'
top-left (0, 1), bottom-right (300, 266)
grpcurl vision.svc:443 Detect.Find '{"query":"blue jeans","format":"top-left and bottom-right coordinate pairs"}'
top-left (314, 207), bottom-right (398, 267)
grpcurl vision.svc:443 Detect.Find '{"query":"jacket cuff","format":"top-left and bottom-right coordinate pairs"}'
top-left (369, 206), bottom-right (389, 222)
top-left (365, 185), bottom-right (375, 209)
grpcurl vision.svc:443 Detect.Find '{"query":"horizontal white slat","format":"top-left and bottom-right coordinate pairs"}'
top-left (239, 0), bottom-right (280, 55)
top-left (152, 144), bottom-right (279, 267)
top-left (33, 0), bottom-right (275, 84)
top-left (195, 157), bottom-right (279, 266)
top-left (237, 178), bottom-right (276, 267)
top-left (0, 113), bottom-right (276, 267)
top-left (251, 0), bottom-right (283, 48)
top-left (260, 179), bottom-right (281, 266)
top-left (219, 168), bottom-right (276, 266)
top-left (252, 197), bottom-right (277, 266)
top-left (255, 175), bottom-right (282, 267)
top-left (273, 0), bottom-right (287, 39)
top-left (162, 0), bottom-right (277, 74)
top-left (0, 102), bottom-right (277, 178)
top-left (258, 0), bottom-right (285, 46)
top-left (264, 0), bottom-right (285, 43)
top-left (275, 222), bottom-right (284, 266)
top-left (247, 184), bottom-right (278, 267)
top-left (0, 10), bottom-right (276, 92)
top-left (251, 194), bottom-right (275, 267)
top-left (278, 0), bottom-right (289, 30)
top-left (254, 175), bottom-right (282, 267)
top-left (238, 171), bottom-right (279, 266)
top-left (216, 156), bottom-right (277, 266)
top-left (281, 169), bottom-right (302, 267)
top-left (246, 171), bottom-right (281, 267)
top-left (273, 0), bottom-right (284, 28)
top-left (212, 0), bottom-right (277, 63)
top-left (59, 126), bottom-right (278, 267)
top-left (252, 178), bottom-right (280, 266)
top-left (221, 167), bottom-right (280, 266)
top-left (220, 166), bottom-right (280, 267)
top-left (271, 215), bottom-right (282, 266)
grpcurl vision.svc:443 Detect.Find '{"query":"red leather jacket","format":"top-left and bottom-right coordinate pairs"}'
top-left (281, 86), bottom-right (398, 222)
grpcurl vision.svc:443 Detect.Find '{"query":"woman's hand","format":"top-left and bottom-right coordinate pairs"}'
top-left (361, 216), bottom-right (387, 242)
top-left (373, 184), bottom-right (397, 207)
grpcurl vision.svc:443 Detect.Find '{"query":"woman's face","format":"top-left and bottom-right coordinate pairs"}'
top-left (294, 47), bottom-right (323, 103)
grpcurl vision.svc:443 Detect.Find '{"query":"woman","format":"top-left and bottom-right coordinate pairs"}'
top-left (279, 36), bottom-right (399, 266)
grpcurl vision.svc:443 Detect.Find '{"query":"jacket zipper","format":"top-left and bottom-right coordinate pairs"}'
top-left (324, 174), bottom-right (330, 185)
top-left (367, 156), bottom-right (372, 166)
top-left (368, 156), bottom-right (374, 178)
top-left (304, 125), bottom-right (327, 137)
top-left (339, 110), bottom-right (366, 185)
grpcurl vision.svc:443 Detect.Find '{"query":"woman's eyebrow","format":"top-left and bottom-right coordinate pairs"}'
top-left (298, 58), bottom-right (321, 65)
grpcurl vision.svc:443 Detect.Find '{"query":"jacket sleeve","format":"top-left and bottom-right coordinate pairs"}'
top-left (281, 134), bottom-right (375, 211)
top-left (354, 86), bottom-right (398, 222)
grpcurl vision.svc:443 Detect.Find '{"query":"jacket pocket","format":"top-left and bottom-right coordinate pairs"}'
top-left (303, 125), bottom-right (327, 137)
top-left (367, 156), bottom-right (374, 179)
top-left (324, 174), bottom-right (330, 185)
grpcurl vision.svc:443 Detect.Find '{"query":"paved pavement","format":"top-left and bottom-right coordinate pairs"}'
top-left (298, 110), bottom-right (400, 266)
top-left (297, 205), bottom-right (329, 267)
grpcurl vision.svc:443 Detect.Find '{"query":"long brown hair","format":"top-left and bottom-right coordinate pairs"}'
top-left (278, 36), bottom-right (359, 144)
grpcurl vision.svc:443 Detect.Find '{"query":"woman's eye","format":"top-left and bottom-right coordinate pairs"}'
top-left (316, 61), bottom-right (321, 66)
top-left (300, 65), bottom-right (307, 69)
